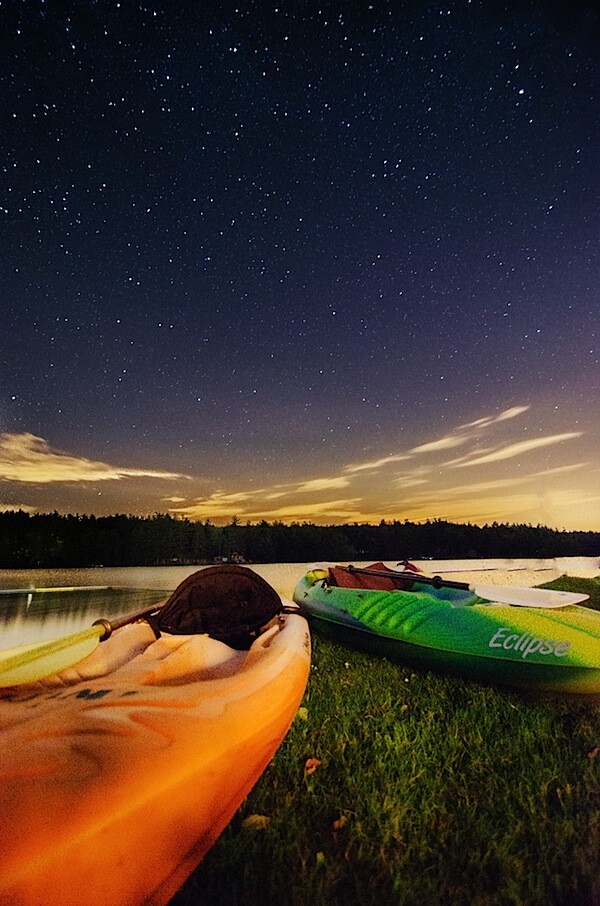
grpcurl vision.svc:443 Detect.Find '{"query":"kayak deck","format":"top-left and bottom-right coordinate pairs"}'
top-left (293, 567), bottom-right (600, 696)
top-left (0, 612), bottom-right (311, 906)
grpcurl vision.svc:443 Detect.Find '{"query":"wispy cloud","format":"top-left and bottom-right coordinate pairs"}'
top-left (458, 405), bottom-right (530, 430)
top-left (448, 433), bottom-right (582, 468)
top-left (400, 475), bottom-right (534, 503)
top-left (344, 405), bottom-right (533, 476)
top-left (409, 434), bottom-right (469, 454)
top-left (531, 463), bottom-right (587, 477)
top-left (551, 493), bottom-right (600, 507)
top-left (171, 493), bottom-right (363, 523)
top-left (392, 466), bottom-right (433, 488)
top-left (253, 498), bottom-right (364, 521)
top-left (400, 493), bottom-right (542, 525)
top-left (169, 489), bottom-right (264, 520)
top-left (296, 476), bottom-right (351, 492)
top-left (0, 501), bottom-right (37, 514)
top-left (0, 433), bottom-right (189, 484)
top-left (442, 445), bottom-right (496, 467)
top-left (376, 457), bottom-right (595, 529)
top-left (393, 476), bottom-right (429, 488)
top-left (170, 475), bottom-right (355, 521)
top-left (344, 453), bottom-right (412, 474)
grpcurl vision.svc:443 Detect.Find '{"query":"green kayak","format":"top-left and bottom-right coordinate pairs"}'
top-left (293, 563), bottom-right (600, 696)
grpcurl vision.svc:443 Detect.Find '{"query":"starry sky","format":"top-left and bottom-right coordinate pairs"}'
top-left (2, 1), bottom-right (599, 531)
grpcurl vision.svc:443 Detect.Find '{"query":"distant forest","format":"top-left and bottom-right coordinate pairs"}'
top-left (0, 511), bottom-right (598, 568)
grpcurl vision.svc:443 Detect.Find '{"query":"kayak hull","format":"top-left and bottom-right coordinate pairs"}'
top-left (0, 613), bottom-right (310, 906)
top-left (293, 570), bottom-right (600, 696)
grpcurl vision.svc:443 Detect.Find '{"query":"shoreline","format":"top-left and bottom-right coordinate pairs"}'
top-left (395, 556), bottom-right (600, 589)
top-left (0, 557), bottom-right (597, 602)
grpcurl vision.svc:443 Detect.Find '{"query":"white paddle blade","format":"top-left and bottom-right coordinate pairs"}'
top-left (0, 625), bottom-right (103, 687)
top-left (472, 582), bottom-right (589, 608)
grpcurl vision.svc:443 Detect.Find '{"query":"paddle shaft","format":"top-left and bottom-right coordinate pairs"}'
top-left (342, 565), bottom-right (588, 607)
top-left (0, 599), bottom-right (167, 687)
top-left (346, 565), bottom-right (465, 590)
top-left (0, 586), bottom-right (113, 595)
top-left (92, 601), bottom-right (166, 640)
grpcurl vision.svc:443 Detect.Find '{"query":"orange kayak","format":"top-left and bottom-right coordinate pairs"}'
top-left (0, 607), bottom-right (310, 905)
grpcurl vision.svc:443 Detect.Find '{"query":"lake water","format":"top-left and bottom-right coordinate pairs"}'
top-left (1, 557), bottom-right (597, 650)
top-left (0, 563), bottom-right (316, 649)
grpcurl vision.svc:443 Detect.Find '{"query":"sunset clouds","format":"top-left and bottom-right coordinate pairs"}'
top-left (168, 482), bottom-right (361, 523)
top-left (0, 433), bottom-right (188, 484)
top-left (166, 405), bottom-right (589, 527)
top-left (447, 433), bottom-right (582, 468)
top-left (0, 405), bottom-right (595, 530)
top-left (344, 405), bottom-right (534, 476)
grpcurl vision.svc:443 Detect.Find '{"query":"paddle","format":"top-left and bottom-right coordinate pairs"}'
top-left (0, 585), bottom-right (114, 595)
top-left (0, 600), bottom-right (165, 688)
top-left (343, 565), bottom-right (588, 608)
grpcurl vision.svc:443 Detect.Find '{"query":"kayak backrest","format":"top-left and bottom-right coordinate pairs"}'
top-left (329, 562), bottom-right (415, 592)
top-left (156, 565), bottom-right (282, 649)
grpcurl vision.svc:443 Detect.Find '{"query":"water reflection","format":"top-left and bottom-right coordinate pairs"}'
top-left (0, 563), bottom-right (314, 650)
top-left (0, 587), bottom-right (168, 650)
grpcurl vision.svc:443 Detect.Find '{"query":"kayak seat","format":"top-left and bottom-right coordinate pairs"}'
top-left (157, 565), bottom-right (283, 649)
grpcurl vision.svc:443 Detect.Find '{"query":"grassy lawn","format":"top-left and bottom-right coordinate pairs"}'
top-left (172, 578), bottom-right (600, 905)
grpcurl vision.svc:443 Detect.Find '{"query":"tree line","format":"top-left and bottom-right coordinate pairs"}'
top-left (0, 510), bottom-right (598, 568)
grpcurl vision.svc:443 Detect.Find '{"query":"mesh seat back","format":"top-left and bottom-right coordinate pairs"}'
top-left (157, 565), bottom-right (282, 648)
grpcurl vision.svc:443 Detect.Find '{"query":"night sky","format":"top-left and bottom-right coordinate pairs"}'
top-left (2, 1), bottom-right (599, 530)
